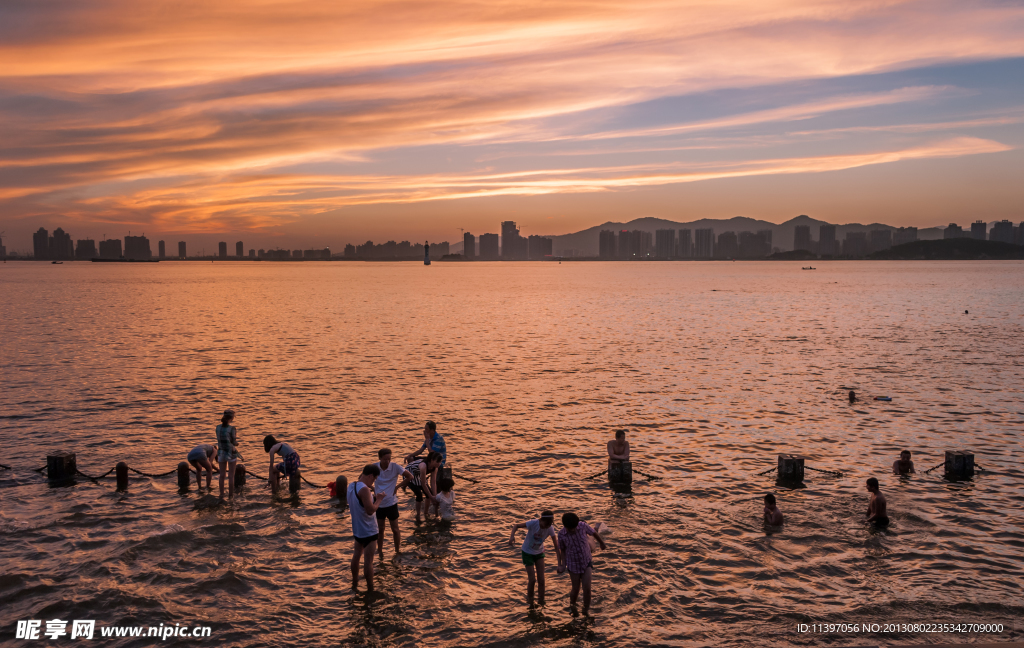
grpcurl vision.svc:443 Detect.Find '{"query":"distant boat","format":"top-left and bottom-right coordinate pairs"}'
top-left (51, 261), bottom-right (63, 264)
top-left (802, 266), bottom-right (816, 270)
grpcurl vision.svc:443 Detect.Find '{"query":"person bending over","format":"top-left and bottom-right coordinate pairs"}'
top-left (402, 451), bottom-right (444, 519)
top-left (187, 443), bottom-right (219, 489)
top-left (264, 435), bottom-right (301, 493)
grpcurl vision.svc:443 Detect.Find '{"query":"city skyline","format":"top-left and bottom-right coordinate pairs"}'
top-left (1, 2), bottom-right (1023, 248)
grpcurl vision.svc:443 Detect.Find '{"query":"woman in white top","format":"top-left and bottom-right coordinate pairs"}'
top-left (434, 477), bottom-right (455, 520)
top-left (347, 464), bottom-right (384, 593)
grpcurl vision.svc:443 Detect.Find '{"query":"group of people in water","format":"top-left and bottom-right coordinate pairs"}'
top-left (184, 411), bottom-right (908, 608)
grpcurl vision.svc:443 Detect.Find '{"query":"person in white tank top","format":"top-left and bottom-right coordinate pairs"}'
top-left (348, 464), bottom-right (384, 593)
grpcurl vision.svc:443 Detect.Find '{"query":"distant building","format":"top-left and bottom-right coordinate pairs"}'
top-left (124, 235), bottom-right (151, 260)
top-left (842, 231), bottom-right (868, 257)
top-left (433, 241), bottom-right (450, 257)
top-left (463, 232), bottom-right (475, 259)
top-left (501, 221), bottom-right (527, 260)
top-left (738, 230), bottom-right (771, 258)
top-left (218, 242), bottom-right (227, 258)
top-left (1018, 222), bottom-right (1024, 246)
top-left (598, 230), bottom-right (616, 259)
top-left (694, 228), bottom-right (714, 258)
top-left (99, 239), bottom-right (122, 259)
top-left (236, 241), bottom-right (244, 257)
top-left (527, 235), bottom-right (552, 260)
top-left (292, 249), bottom-right (303, 259)
top-left (617, 230), bottom-right (632, 259)
top-left (479, 233), bottom-right (499, 260)
top-left (943, 223), bottom-right (965, 239)
top-left (249, 249), bottom-right (256, 258)
top-left (618, 230), bottom-right (648, 259)
top-left (344, 244), bottom-right (356, 258)
top-left (971, 220), bottom-right (987, 240)
top-left (654, 229), bottom-right (676, 258)
top-left (0, 235), bottom-right (5, 259)
top-left (793, 225), bottom-right (813, 253)
top-left (158, 240), bottom-right (166, 258)
top-left (818, 224), bottom-right (837, 257)
top-left (178, 241), bottom-right (186, 259)
top-left (677, 229), bottom-right (693, 258)
top-left (75, 239), bottom-right (97, 259)
top-left (869, 229), bottom-right (892, 254)
top-left (989, 220), bottom-right (1015, 244)
top-left (303, 248), bottom-right (331, 259)
top-left (33, 227), bottom-right (49, 260)
top-left (892, 227), bottom-right (917, 247)
top-left (716, 231), bottom-right (738, 259)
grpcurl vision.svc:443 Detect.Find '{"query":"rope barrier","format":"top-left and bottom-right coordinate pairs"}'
top-left (454, 472), bottom-right (480, 484)
top-left (805, 465), bottom-right (844, 477)
top-left (300, 474), bottom-right (325, 488)
top-left (923, 461), bottom-right (945, 474)
top-left (127, 466), bottom-right (179, 478)
top-left (756, 466), bottom-right (777, 476)
top-left (633, 468), bottom-right (662, 481)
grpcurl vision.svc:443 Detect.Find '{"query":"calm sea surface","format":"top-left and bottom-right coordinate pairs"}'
top-left (1, 260), bottom-right (1022, 647)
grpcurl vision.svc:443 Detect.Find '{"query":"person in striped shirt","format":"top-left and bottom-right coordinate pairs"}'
top-left (557, 512), bottom-right (606, 615)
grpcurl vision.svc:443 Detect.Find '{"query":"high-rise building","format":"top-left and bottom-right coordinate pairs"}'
top-left (842, 232), bottom-right (868, 257)
top-left (292, 249), bottom-right (304, 259)
top-left (654, 229), bottom-right (676, 258)
top-left (75, 239), bottom-right (97, 259)
top-left (0, 235), bottom-right (5, 259)
top-left (943, 223), bottom-right (965, 239)
top-left (818, 224), bottom-right (837, 257)
top-left (677, 229), bottom-right (693, 258)
top-left (989, 220), bottom-right (1015, 244)
top-left (500, 221), bottom-right (527, 260)
top-left (236, 241), bottom-right (244, 257)
top-left (479, 233), bottom-right (499, 260)
top-left (33, 227), bottom-right (50, 260)
top-left (124, 235), bottom-right (151, 260)
top-left (971, 220), bottom-right (987, 240)
top-left (738, 230), bottom-right (772, 258)
top-left (249, 249), bottom-right (256, 258)
top-left (99, 239), bottom-right (122, 259)
top-left (158, 240), bottom-right (166, 258)
top-left (617, 230), bottom-right (632, 259)
top-left (48, 228), bottom-right (74, 260)
top-left (178, 241), bottom-right (186, 259)
top-left (893, 227), bottom-right (917, 247)
top-left (598, 230), bottom-right (616, 259)
top-left (716, 231), bottom-right (738, 259)
top-left (463, 232), bottom-right (475, 259)
top-left (527, 235), bottom-right (552, 259)
top-left (1018, 222), bottom-right (1024, 246)
top-left (694, 229), bottom-right (714, 258)
top-left (793, 225), bottom-right (813, 252)
top-left (218, 242), bottom-right (227, 258)
top-left (869, 229), bottom-right (892, 253)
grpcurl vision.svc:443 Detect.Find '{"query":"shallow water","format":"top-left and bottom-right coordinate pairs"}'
top-left (1, 260), bottom-right (1022, 647)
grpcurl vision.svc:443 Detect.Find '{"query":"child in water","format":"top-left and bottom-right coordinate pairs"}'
top-left (865, 477), bottom-right (889, 528)
top-left (434, 477), bottom-right (455, 520)
top-left (763, 493), bottom-right (784, 526)
top-left (509, 511), bottom-right (561, 605)
top-left (557, 512), bottom-right (606, 615)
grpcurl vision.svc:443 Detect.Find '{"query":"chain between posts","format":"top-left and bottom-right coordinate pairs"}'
top-left (756, 466), bottom-right (777, 476)
top-left (75, 467), bottom-right (116, 481)
top-left (923, 461), bottom-right (945, 474)
top-left (805, 465), bottom-right (844, 477)
top-left (586, 469), bottom-right (609, 480)
top-left (127, 466), bottom-right (179, 478)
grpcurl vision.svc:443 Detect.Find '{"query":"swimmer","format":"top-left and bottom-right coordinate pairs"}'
top-left (607, 430), bottom-right (630, 470)
top-left (510, 510), bottom-right (562, 605)
top-left (186, 443), bottom-right (219, 489)
top-left (848, 390), bottom-right (857, 403)
top-left (892, 450), bottom-right (915, 475)
top-left (865, 477), bottom-right (889, 528)
top-left (763, 493), bottom-right (784, 526)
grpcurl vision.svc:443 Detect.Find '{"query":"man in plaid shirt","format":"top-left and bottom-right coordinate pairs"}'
top-left (557, 512), bottom-right (606, 614)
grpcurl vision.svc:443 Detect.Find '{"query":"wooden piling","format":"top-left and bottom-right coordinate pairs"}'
top-left (234, 464), bottom-right (246, 488)
top-left (335, 475), bottom-right (348, 499)
top-left (944, 450), bottom-right (974, 479)
top-left (177, 462), bottom-right (190, 491)
top-left (289, 470), bottom-right (301, 493)
top-left (777, 454), bottom-right (805, 483)
top-left (608, 460), bottom-right (633, 484)
top-left (115, 462), bottom-right (128, 491)
top-left (47, 452), bottom-right (76, 483)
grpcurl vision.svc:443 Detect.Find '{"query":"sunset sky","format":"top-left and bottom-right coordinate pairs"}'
top-left (1, 0), bottom-right (1023, 251)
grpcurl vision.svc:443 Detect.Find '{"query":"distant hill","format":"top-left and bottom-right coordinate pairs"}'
top-left (871, 238), bottom-right (1024, 260)
top-left (548, 215), bottom-right (946, 256)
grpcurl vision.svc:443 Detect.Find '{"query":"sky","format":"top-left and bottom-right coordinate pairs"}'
top-left (1, 0), bottom-right (1023, 252)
